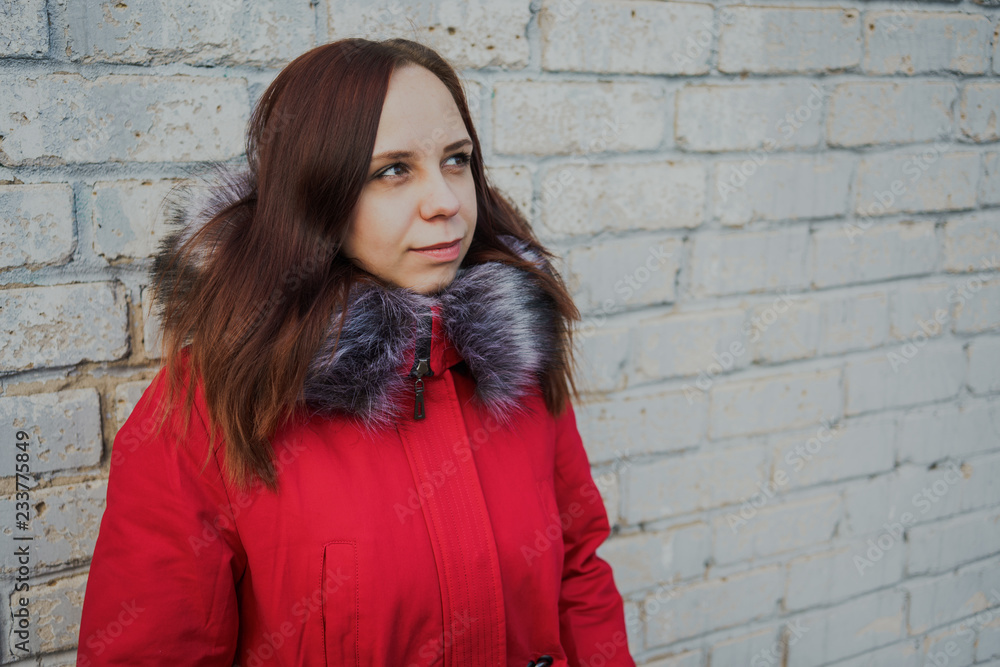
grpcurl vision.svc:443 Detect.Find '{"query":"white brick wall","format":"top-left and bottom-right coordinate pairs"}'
top-left (1, 0), bottom-right (999, 664)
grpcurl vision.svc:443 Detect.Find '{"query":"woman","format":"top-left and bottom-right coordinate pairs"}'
top-left (77, 38), bottom-right (635, 666)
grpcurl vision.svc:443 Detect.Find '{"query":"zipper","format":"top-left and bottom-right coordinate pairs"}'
top-left (409, 311), bottom-right (434, 420)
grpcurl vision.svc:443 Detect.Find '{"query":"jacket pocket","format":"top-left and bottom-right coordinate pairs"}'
top-left (321, 540), bottom-right (359, 667)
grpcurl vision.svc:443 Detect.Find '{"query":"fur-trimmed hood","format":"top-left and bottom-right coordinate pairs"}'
top-left (153, 165), bottom-right (560, 432)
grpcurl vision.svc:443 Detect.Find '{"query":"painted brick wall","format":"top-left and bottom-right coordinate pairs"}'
top-left (1, 1), bottom-right (999, 665)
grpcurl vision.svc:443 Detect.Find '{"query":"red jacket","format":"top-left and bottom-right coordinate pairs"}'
top-left (77, 232), bottom-right (634, 665)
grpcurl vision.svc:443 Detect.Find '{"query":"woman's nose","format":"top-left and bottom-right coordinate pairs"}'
top-left (418, 171), bottom-right (462, 221)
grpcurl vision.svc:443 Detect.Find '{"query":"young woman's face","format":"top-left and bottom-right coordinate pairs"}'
top-left (342, 64), bottom-right (477, 295)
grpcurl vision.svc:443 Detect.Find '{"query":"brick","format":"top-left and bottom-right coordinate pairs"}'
top-left (824, 639), bottom-right (922, 667)
top-left (574, 323), bottom-right (630, 393)
top-left (0, 282), bottom-right (129, 372)
top-left (908, 505), bottom-right (1000, 575)
top-left (493, 81), bottom-right (669, 155)
top-left (486, 164), bottom-right (533, 225)
top-left (713, 493), bottom-right (840, 564)
top-left (689, 227), bottom-right (812, 297)
top-left (0, 389), bottom-right (103, 476)
top-left (539, 161), bottom-right (706, 237)
top-left (62, 0), bottom-right (315, 66)
top-left (907, 556), bottom-right (1000, 634)
top-left (539, 0), bottom-right (714, 75)
top-left (625, 446), bottom-right (768, 523)
top-left (815, 220), bottom-right (938, 288)
top-left (92, 180), bottom-right (180, 261)
top-left (593, 468), bottom-right (620, 527)
top-left (4, 572), bottom-right (88, 655)
top-left (888, 282), bottom-right (952, 342)
top-left (709, 369), bottom-right (842, 440)
top-left (960, 83), bottom-right (1000, 142)
top-left (328, 0), bottom-right (530, 69)
top-left (770, 416), bottom-right (896, 492)
top-left (564, 236), bottom-right (680, 314)
top-left (996, 24), bottom-right (1000, 75)
top-left (968, 339), bottom-right (1000, 394)
top-left (676, 81), bottom-right (824, 152)
top-left (747, 295), bottom-right (820, 363)
top-left (631, 308), bottom-right (750, 383)
top-left (828, 81), bottom-right (955, 147)
top-left (576, 386), bottom-right (708, 463)
top-left (750, 291), bottom-right (889, 362)
top-left (982, 152), bottom-right (1000, 206)
top-left (863, 11), bottom-right (993, 75)
top-left (719, 6), bottom-right (861, 74)
top-left (821, 292), bottom-right (891, 355)
top-left (954, 276), bottom-right (1000, 333)
top-left (0, 184), bottom-right (75, 270)
top-left (854, 150), bottom-right (979, 217)
top-left (596, 523), bottom-right (710, 595)
top-left (0, 0), bottom-right (47, 57)
top-left (979, 613), bottom-right (1000, 662)
top-left (843, 456), bottom-right (1000, 537)
top-left (114, 380), bottom-right (154, 429)
top-left (943, 212), bottom-right (1000, 274)
top-left (641, 650), bottom-right (701, 667)
top-left (787, 590), bottom-right (905, 666)
top-left (709, 626), bottom-right (783, 667)
top-left (713, 153), bottom-right (852, 226)
top-left (847, 341), bottom-right (964, 415)
top-left (0, 74), bottom-right (249, 166)
top-left (643, 565), bottom-right (783, 646)
top-left (140, 285), bottom-right (163, 359)
top-left (898, 399), bottom-right (1000, 464)
top-left (785, 540), bottom-right (905, 612)
top-left (0, 481), bottom-right (106, 575)
top-left (921, 623), bottom-right (977, 667)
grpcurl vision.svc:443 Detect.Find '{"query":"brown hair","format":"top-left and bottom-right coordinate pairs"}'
top-left (150, 38), bottom-right (581, 494)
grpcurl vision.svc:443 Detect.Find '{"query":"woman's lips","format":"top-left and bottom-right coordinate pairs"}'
top-left (411, 239), bottom-right (461, 262)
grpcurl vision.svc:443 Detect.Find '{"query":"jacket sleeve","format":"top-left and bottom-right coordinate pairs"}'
top-left (552, 401), bottom-right (635, 667)
top-left (77, 362), bottom-right (246, 665)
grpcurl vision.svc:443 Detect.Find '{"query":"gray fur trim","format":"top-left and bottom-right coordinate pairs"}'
top-left (301, 234), bottom-right (558, 433)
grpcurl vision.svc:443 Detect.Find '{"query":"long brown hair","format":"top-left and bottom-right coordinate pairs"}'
top-left (150, 38), bottom-right (581, 494)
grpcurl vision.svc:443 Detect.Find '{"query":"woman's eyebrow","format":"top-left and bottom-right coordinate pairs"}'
top-left (371, 138), bottom-right (473, 162)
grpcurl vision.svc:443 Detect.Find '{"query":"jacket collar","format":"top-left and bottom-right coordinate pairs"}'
top-left (158, 165), bottom-right (558, 433)
top-left (299, 235), bottom-right (557, 432)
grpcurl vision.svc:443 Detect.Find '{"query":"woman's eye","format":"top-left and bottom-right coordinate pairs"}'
top-left (375, 152), bottom-right (472, 179)
top-left (445, 152), bottom-right (472, 168)
top-left (377, 163), bottom-right (406, 179)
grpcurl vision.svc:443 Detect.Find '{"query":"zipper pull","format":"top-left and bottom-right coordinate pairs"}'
top-left (413, 358), bottom-right (431, 420)
top-left (414, 376), bottom-right (426, 420)
top-left (409, 312), bottom-right (434, 421)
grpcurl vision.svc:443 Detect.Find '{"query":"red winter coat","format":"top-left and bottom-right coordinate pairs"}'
top-left (76, 193), bottom-right (635, 665)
